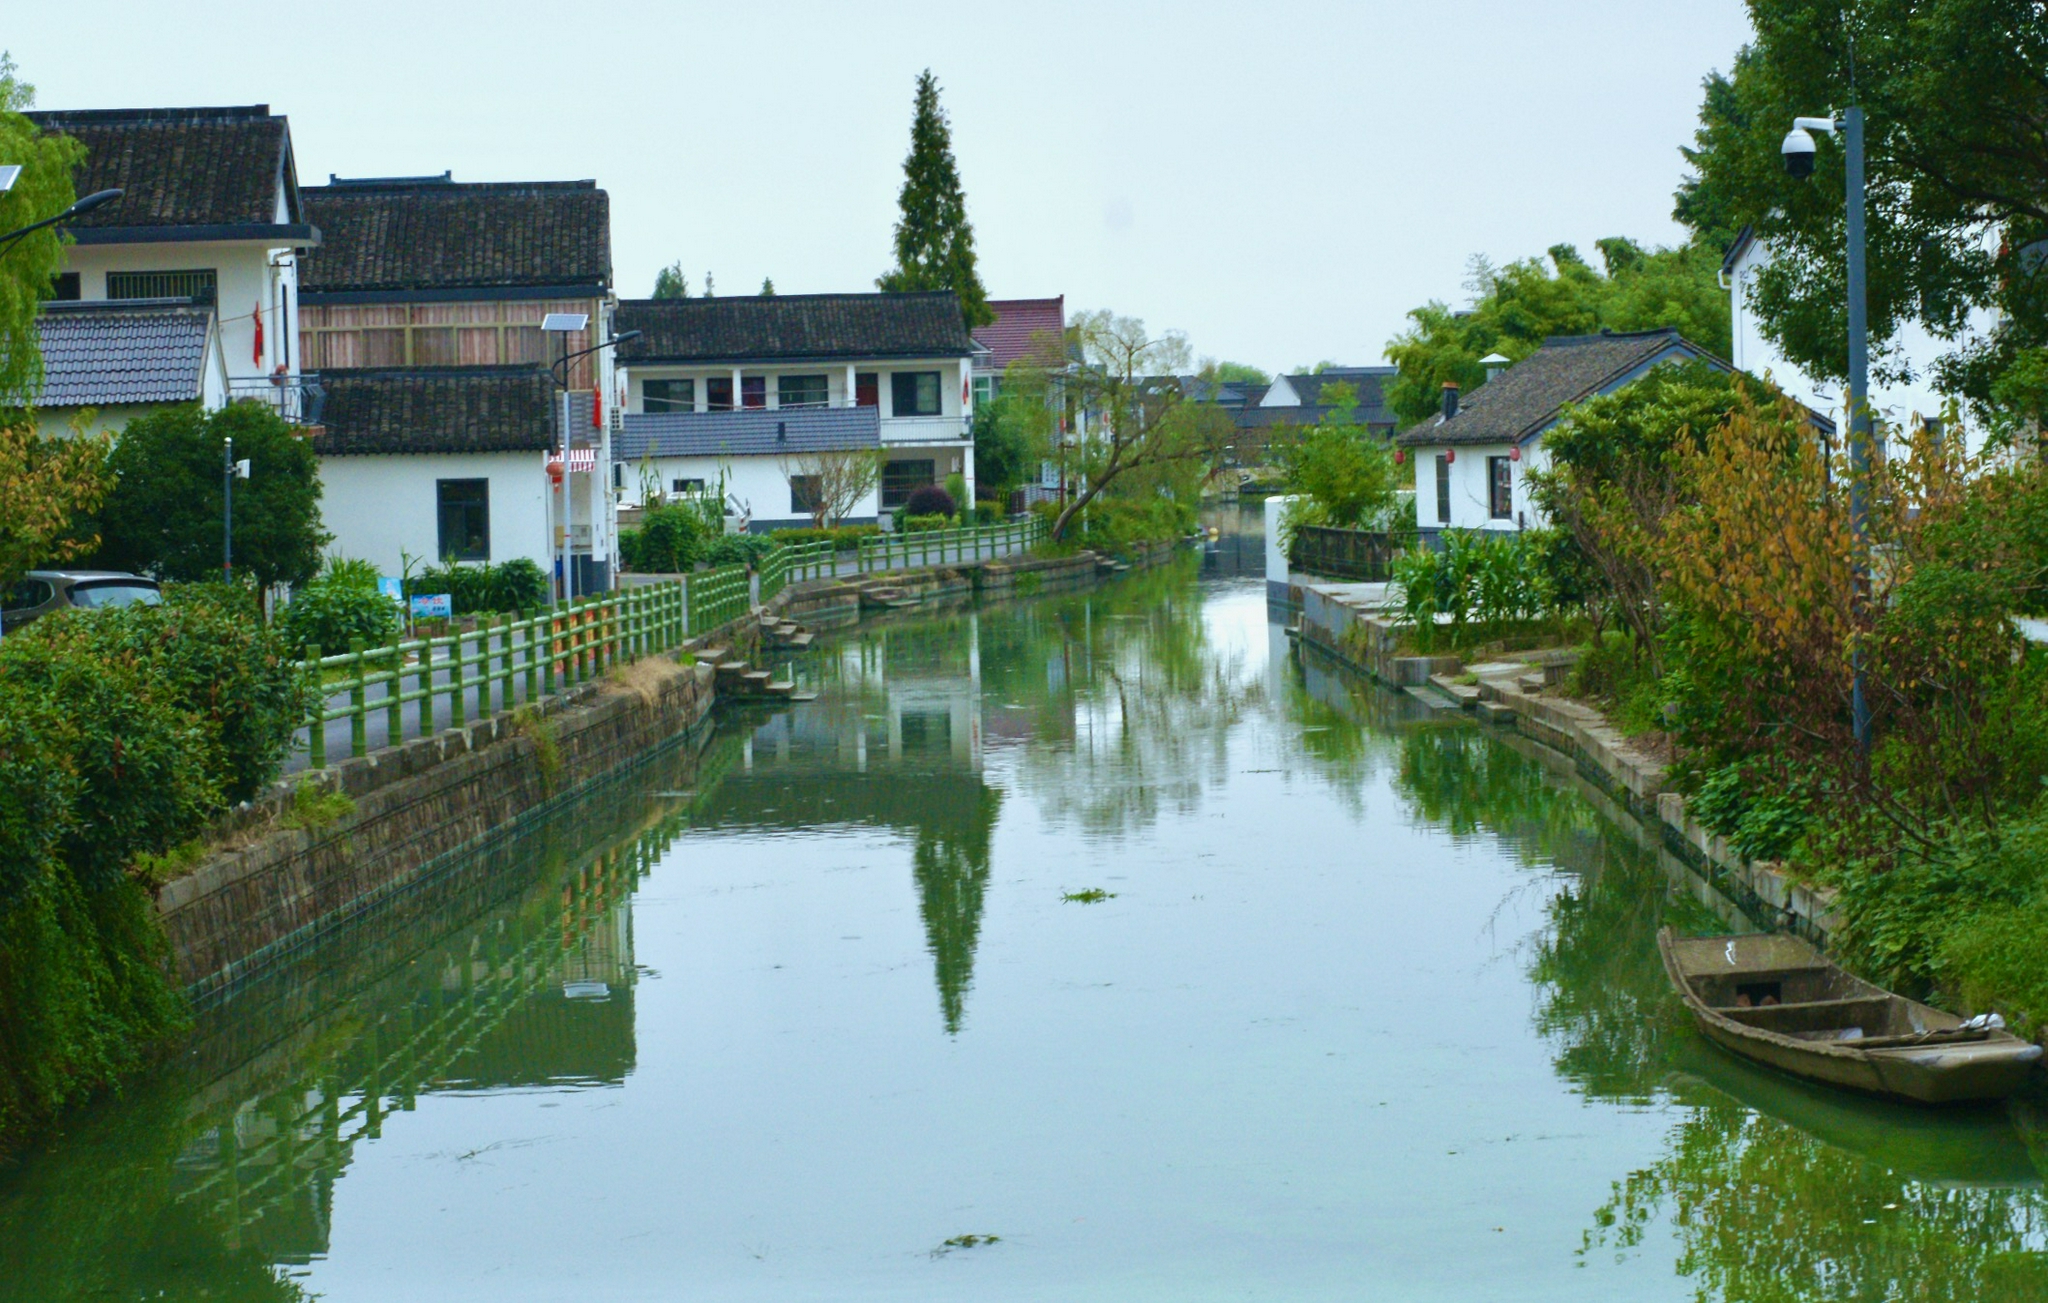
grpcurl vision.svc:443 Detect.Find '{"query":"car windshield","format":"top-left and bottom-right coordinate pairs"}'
top-left (66, 582), bottom-right (162, 610)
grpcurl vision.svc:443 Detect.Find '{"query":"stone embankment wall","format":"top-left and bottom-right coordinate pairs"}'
top-left (1292, 578), bottom-right (1842, 943)
top-left (164, 538), bottom-right (1190, 997)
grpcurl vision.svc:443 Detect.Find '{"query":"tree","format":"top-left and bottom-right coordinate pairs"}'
top-left (702, 271), bottom-right (715, 298)
top-left (0, 55), bottom-right (85, 406)
top-left (779, 447), bottom-right (883, 529)
top-left (1029, 311), bottom-right (1234, 539)
top-left (1207, 360), bottom-right (1270, 385)
top-left (0, 414), bottom-right (111, 591)
top-left (969, 386), bottom-right (1046, 499)
top-left (1674, 0), bottom-right (2048, 416)
top-left (759, 277), bottom-right (776, 296)
top-left (95, 403), bottom-right (328, 589)
top-left (1275, 382), bottom-right (1399, 530)
top-left (1383, 241), bottom-right (1731, 427)
top-left (876, 69), bottom-right (993, 329)
top-left (651, 262), bottom-right (689, 299)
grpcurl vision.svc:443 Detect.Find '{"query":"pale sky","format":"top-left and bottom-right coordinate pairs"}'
top-left (7, 0), bottom-right (1755, 374)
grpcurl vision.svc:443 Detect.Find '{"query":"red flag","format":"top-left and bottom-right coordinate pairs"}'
top-left (252, 302), bottom-right (264, 366)
top-left (592, 384), bottom-right (602, 428)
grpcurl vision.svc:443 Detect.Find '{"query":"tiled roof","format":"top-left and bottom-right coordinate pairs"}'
top-left (616, 293), bottom-right (974, 364)
top-left (616, 407), bottom-right (881, 460)
top-left (971, 297), bottom-right (1065, 370)
top-left (299, 176), bottom-right (611, 296)
top-left (1397, 330), bottom-right (1715, 448)
top-left (1283, 367), bottom-right (1397, 420)
top-left (35, 299), bottom-right (213, 406)
top-left (25, 105), bottom-right (299, 231)
top-left (316, 367), bottom-right (555, 456)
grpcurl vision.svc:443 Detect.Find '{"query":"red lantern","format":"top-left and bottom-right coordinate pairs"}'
top-left (1394, 448), bottom-right (1406, 465)
top-left (1444, 448), bottom-right (1455, 464)
top-left (1509, 444), bottom-right (1521, 462)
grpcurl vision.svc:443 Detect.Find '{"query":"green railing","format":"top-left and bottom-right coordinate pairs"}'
top-left (301, 582), bottom-right (688, 770)
top-left (757, 540), bottom-right (836, 603)
top-left (687, 563), bottom-right (749, 635)
top-left (856, 516), bottom-right (1045, 572)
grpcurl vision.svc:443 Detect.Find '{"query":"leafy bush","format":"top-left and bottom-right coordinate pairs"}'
top-left (279, 575), bottom-right (399, 655)
top-left (704, 533), bottom-right (778, 568)
top-left (1688, 761), bottom-right (1815, 863)
top-left (1078, 496), bottom-right (1191, 555)
top-left (903, 484), bottom-right (957, 519)
top-left (767, 523), bottom-right (880, 550)
top-left (899, 513), bottom-right (952, 533)
top-left (319, 555), bottom-right (381, 591)
top-left (974, 502), bottom-right (1001, 525)
top-left (1392, 530), bottom-right (1554, 648)
top-left (620, 503), bottom-right (706, 574)
top-left (406, 558), bottom-right (550, 614)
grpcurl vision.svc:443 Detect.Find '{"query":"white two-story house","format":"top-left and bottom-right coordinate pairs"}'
top-left (24, 103), bottom-right (320, 432)
top-left (612, 292), bottom-right (977, 530)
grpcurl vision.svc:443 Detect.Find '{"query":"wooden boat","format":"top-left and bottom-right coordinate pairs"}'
top-left (1658, 928), bottom-right (2043, 1104)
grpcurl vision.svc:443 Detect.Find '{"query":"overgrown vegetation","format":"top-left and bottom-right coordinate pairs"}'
top-left (0, 585), bottom-right (311, 1158)
top-left (1391, 529), bottom-right (1559, 652)
top-left (404, 558), bottom-right (549, 615)
top-left (1274, 381), bottom-right (1401, 535)
top-left (277, 555), bottom-right (398, 654)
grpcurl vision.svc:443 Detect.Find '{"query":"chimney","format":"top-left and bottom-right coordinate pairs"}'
top-left (1441, 382), bottom-right (1460, 420)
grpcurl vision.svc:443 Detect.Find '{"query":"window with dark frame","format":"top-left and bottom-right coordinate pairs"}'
top-left (891, 371), bottom-right (941, 416)
top-left (881, 458), bottom-right (936, 509)
top-left (855, 373), bottom-right (879, 407)
top-left (49, 272), bottom-right (79, 301)
top-left (705, 376), bottom-right (734, 411)
top-left (777, 374), bottom-right (829, 408)
top-left (1488, 455), bottom-right (1513, 519)
top-left (741, 376), bottom-right (767, 410)
top-left (644, 378), bottom-right (695, 413)
top-left (671, 477), bottom-right (706, 493)
top-left (789, 475), bottom-right (824, 515)
top-left (1434, 455), bottom-right (1451, 525)
top-left (436, 479), bottom-right (490, 562)
top-left (106, 269), bottom-right (217, 302)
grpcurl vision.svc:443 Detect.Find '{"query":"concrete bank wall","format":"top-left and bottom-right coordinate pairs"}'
top-left (1291, 578), bottom-right (1841, 942)
top-left (166, 538), bottom-right (1193, 998)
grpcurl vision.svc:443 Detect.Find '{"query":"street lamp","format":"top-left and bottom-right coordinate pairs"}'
top-left (0, 186), bottom-right (122, 256)
top-left (541, 317), bottom-right (642, 603)
top-left (1782, 105), bottom-right (1872, 752)
top-left (223, 437), bottom-right (251, 583)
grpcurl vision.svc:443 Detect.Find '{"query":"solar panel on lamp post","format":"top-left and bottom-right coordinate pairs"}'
top-left (541, 316), bottom-right (642, 603)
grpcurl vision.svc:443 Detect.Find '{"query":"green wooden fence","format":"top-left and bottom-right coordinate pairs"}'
top-left (856, 517), bottom-right (1045, 572)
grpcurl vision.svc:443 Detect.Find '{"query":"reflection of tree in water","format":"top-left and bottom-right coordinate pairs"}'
top-left (1008, 560), bottom-right (1263, 838)
top-left (1587, 1103), bottom-right (2048, 1301)
top-left (910, 790), bottom-right (999, 1033)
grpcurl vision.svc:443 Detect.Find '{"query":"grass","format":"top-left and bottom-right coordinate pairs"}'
top-left (280, 779), bottom-right (356, 832)
top-left (1061, 888), bottom-right (1117, 904)
top-left (508, 707), bottom-right (563, 787)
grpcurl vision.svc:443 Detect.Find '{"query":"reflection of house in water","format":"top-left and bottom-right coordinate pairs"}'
top-left (708, 619), bottom-right (999, 1034)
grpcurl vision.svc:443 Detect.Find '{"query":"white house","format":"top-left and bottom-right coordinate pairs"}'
top-left (1399, 328), bottom-right (1778, 540)
top-left (295, 173), bottom-right (617, 592)
top-left (26, 105), bottom-right (319, 422)
top-left (613, 292), bottom-right (977, 530)
top-left (1723, 227), bottom-right (1960, 432)
top-left (32, 299), bottom-right (229, 439)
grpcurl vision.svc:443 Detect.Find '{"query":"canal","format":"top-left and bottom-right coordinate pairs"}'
top-left (3, 548), bottom-right (2045, 1300)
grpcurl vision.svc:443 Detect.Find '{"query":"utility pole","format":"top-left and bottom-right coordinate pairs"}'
top-left (223, 437), bottom-right (250, 584)
top-left (1844, 104), bottom-right (1872, 754)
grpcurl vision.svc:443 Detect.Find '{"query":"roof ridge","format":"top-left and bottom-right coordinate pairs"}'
top-left (28, 105), bottom-right (275, 123)
top-left (41, 297), bottom-right (211, 312)
top-left (322, 364), bottom-right (548, 378)
top-left (310, 178), bottom-right (600, 193)
top-left (620, 290), bottom-right (959, 307)
top-left (1542, 327), bottom-right (1684, 347)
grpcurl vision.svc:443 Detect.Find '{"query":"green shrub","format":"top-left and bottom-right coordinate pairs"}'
top-left (704, 533), bottom-right (776, 568)
top-left (279, 575), bottom-right (400, 656)
top-left (974, 502), bottom-right (1001, 525)
top-left (319, 555), bottom-right (382, 591)
top-left (1688, 761), bottom-right (1815, 863)
top-left (1077, 496), bottom-right (1190, 554)
top-left (622, 503), bottom-right (706, 574)
top-left (1392, 530), bottom-right (1555, 648)
top-left (1940, 898), bottom-right (2048, 1031)
top-left (899, 513), bottom-right (952, 533)
top-left (767, 524), bottom-right (880, 550)
top-left (405, 558), bottom-right (550, 615)
top-left (903, 484), bottom-right (957, 518)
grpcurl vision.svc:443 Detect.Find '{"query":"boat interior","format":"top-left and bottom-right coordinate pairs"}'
top-left (1688, 962), bottom-right (1957, 1046)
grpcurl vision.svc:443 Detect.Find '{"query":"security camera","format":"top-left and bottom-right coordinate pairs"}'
top-left (1782, 127), bottom-right (1817, 178)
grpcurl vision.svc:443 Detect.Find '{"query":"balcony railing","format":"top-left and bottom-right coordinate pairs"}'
top-left (880, 414), bottom-right (969, 443)
top-left (229, 373), bottom-right (327, 426)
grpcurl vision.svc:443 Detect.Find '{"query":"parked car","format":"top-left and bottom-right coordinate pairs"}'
top-left (1, 570), bottom-right (162, 635)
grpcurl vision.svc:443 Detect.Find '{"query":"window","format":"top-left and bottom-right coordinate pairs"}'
top-left (48, 272), bottom-right (79, 301)
top-left (855, 373), bottom-right (879, 408)
top-left (705, 376), bottom-right (735, 411)
top-left (644, 379), bottom-right (695, 413)
top-left (789, 475), bottom-right (823, 515)
top-left (891, 371), bottom-right (941, 416)
top-left (881, 458), bottom-right (936, 509)
top-left (106, 269), bottom-right (217, 302)
top-left (437, 479), bottom-right (490, 562)
top-left (4, 579), bottom-right (52, 611)
top-left (1488, 455), bottom-right (1513, 520)
top-left (777, 374), bottom-right (829, 409)
top-left (1434, 455), bottom-right (1451, 525)
top-left (972, 375), bottom-right (995, 407)
top-left (671, 477), bottom-right (706, 494)
top-left (741, 376), bottom-right (767, 410)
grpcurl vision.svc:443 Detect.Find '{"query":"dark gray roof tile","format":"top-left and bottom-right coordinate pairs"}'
top-left (1396, 329), bottom-right (1712, 447)
top-left (35, 300), bottom-right (213, 405)
top-left (299, 177), bottom-right (611, 295)
top-left (316, 366), bottom-right (554, 455)
top-left (616, 293), bottom-right (973, 364)
top-left (616, 408), bottom-right (881, 460)
top-left (25, 105), bottom-right (297, 230)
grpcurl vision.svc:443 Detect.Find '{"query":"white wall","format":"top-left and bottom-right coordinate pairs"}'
top-left (65, 239), bottom-right (300, 386)
top-left (1412, 443), bottom-right (1549, 533)
top-left (319, 451), bottom-right (549, 577)
top-left (622, 452), bottom-right (881, 530)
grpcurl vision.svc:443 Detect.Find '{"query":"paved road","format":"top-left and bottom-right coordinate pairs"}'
top-left (289, 533), bottom-right (1041, 774)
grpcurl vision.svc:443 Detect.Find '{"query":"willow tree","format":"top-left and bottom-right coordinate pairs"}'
top-left (0, 55), bottom-right (84, 405)
top-left (877, 69), bottom-right (992, 328)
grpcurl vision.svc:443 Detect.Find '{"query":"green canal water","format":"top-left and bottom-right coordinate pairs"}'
top-left (3, 552), bottom-right (2047, 1300)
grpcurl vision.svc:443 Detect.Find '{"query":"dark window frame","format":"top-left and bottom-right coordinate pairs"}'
top-left (777, 373), bottom-right (829, 409)
top-left (436, 478), bottom-right (491, 562)
top-left (1487, 455), bottom-right (1513, 520)
top-left (741, 376), bottom-right (768, 410)
top-left (891, 371), bottom-right (942, 417)
top-left (106, 268), bottom-right (218, 303)
top-left (705, 376), bottom-right (735, 411)
top-left (881, 458), bottom-right (936, 509)
top-left (644, 378), bottom-right (695, 413)
top-left (789, 474), bottom-right (824, 515)
top-left (1434, 455), bottom-right (1451, 525)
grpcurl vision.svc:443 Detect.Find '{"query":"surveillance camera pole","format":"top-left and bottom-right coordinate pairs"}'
top-left (1843, 103), bottom-right (1871, 755)
top-left (223, 436), bottom-right (235, 583)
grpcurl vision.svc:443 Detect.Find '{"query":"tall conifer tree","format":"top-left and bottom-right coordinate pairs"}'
top-left (878, 70), bottom-right (993, 328)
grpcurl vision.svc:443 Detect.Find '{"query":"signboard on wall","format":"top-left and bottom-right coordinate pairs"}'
top-left (410, 593), bottom-right (452, 619)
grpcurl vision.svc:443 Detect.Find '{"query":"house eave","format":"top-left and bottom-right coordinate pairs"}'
top-left (69, 222), bottom-right (322, 248)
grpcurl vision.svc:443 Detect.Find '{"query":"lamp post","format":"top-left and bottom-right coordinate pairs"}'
top-left (0, 186), bottom-right (122, 256)
top-left (540, 316), bottom-right (641, 603)
top-left (222, 437), bottom-right (250, 583)
top-left (1782, 105), bottom-right (1872, 753)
